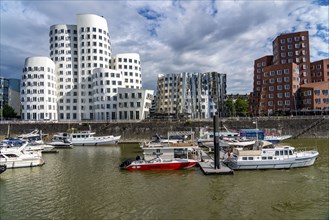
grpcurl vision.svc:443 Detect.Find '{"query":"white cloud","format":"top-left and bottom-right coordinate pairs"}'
top-left (0, 0), bottom-right (328, 94)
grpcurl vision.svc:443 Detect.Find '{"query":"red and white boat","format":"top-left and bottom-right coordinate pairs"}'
top-left (120, 131), bottom-right (201, 171)
top-left (120, 156), bottom-right (198, 171)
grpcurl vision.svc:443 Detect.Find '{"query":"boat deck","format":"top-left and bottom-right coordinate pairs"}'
top-left (198, 150), bottom-right (234, 175)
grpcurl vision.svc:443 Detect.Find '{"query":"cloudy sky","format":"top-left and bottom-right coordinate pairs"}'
top-left (0, 0), bottom-right (328, 94)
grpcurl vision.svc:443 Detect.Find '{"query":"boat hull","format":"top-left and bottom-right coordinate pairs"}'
top-left (71, 136), bottom-right (121, 146)
top-left (226, 154), bottom-right (318, 170)
top-left (126, 161), bottom-right (198, 171)
top-left (0, 158), bottom-right (45, 169)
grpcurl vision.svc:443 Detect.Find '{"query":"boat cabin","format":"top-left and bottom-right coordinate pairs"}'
top-left (239, 129), bottom-right (264, 140)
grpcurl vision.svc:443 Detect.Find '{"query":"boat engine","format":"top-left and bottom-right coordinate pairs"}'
top-left (119, 159), bottom-right (133, 168)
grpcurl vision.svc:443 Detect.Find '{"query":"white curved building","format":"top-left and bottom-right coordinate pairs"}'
top-left (21, 13), bottom-right (154, 122)
top-left (49, 24), bottom-right (77, 120)
top-left (21, 57), bottom-right (57, 121)
top-left (111, 53), bottom-right (142, 89)
top-left (49, 14), bottom-right (112, 121)
top-left (92, 68), bottom-right (124, 121)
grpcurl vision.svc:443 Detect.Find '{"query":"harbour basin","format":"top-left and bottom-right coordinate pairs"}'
top-left (0, 139), bottom-right (328, 220)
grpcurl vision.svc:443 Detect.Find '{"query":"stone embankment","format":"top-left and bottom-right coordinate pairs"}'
top-left (0, 116), bottom-right (328, 141)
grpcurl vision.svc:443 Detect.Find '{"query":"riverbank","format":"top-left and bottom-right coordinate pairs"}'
top-left (0, 116), bottom-right (328, 141)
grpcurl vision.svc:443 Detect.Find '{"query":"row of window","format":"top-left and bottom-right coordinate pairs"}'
top-left (279, 35), bottom-right (306, 44)
top-left (21, 97), bottom-right (55, 102)
top-left (260, 100), bottom-right (291, 107)
top-left (50, 28), bottom-right (77, 35)
top-left (261, 92), bottom-right (291, 99)
top-left (22, 104), bottom-right (56, 110)
top-left (21, 89), bottom-right (56, 95)
top-left (80, 27), bottom-right (109, 37)
top-left (315, 98), bottom-right (329, 104)
top-left (23, 67), bottom-right (54, 74)
top-left (111, 58), bottom-right (140, 64)
top-left (314, 90), bottom-right (329, 95)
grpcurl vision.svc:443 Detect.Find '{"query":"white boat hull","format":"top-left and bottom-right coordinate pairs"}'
top-left (71, 135), bottom-right (121, 146)
top-left (0, 157), bottom-right (45, 169)
top-left (226, 154), bottom-right (318, 170)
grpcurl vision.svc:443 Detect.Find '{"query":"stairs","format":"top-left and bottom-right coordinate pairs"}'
top-left (292, 116), bottom-right (325, 139)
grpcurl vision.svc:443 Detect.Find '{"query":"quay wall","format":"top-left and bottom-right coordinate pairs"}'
top-left (0, 116), bottom-right (328, 141)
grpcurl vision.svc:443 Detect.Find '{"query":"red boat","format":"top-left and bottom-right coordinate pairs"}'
top-left (120, 157), bottom-right (198, 171)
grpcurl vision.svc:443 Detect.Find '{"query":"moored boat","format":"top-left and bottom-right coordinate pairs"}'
top-left (264, 135), bottom-right (292, 143)
top-left (120, 156), bottom-right (198, 171)
top-left (121, 131), bottom-right (201, 171)
top-left (47, 134), bottom-right (73, 148)
top-left (224, 141), bottom-right (319, 170)
top-left (51, 130), bottom-right (120, 146)
top-left (0, 142), bottom-right (45, 169)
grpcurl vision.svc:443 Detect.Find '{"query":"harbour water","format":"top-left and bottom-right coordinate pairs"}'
top-left (0, 139), bottom-right (328, 220)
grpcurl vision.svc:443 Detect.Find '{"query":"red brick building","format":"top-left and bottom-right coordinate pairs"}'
top-left (300, 81), bottom-right (329, 113)
top-left (250, 31), bottom-right (329, 116)
top-left (310, 58), bottom-right (329, 82)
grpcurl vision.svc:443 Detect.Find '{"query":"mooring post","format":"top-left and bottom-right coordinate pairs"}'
top-left (213, 112), bottom-right (220, 169)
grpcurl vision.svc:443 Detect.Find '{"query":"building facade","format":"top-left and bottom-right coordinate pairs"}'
top-left (156, 72), bottom-right (226, 119)
top-left (21, 14), bottom-right (153, 122)
top-left (110, 53), bottom-right (142, 89)
top-left (310, 58), bottom-right (329, 82)
top-left (250, 31), bottom-right (328, 116)
top-left (300, 81), bottom-right (329, 113)
top-left (21, 57), bottom-right (57, 121)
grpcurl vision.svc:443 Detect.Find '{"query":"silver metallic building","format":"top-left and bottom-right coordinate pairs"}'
top-left (156, 72), bottom-right (226, 119)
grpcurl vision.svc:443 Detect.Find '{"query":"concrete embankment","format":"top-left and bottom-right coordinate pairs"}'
top-left (0, 116), bottom-right (328, 141)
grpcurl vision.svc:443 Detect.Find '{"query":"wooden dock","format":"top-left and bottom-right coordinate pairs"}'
top-left (198, 150), bottom-right (234, 175)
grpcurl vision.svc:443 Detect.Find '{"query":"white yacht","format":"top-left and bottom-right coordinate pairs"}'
top-left (47, 134), bottom-right (73, 148)
top-left (0, 142), bottom-right (45, 169)
top-left (224, 141), bottom-right (319, 170)
top-left (52, 130), bottom-right (121, 146)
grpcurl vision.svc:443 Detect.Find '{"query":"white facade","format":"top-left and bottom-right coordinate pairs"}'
top-left (21, 57), bottom-right (57, 121)
top-left (110, 53), bottom-right (142, 89)
top-left (92, 68), bottom-right (124, 121)
top-left (76, 14), bottom-right (112, 120)
top-left (50, 14), bottom-right (112, 120)
top-left (21, 14), bottom-right (154, 122)
top-left (117, 88), bottom-right (153, 121)
top-left (49, 24), bottom-right (78, 120)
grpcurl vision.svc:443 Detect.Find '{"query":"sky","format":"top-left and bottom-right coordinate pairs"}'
top-left (0, 0), bottom-right (328, 94)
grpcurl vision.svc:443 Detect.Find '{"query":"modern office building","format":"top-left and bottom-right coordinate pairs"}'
top-left (156, 72), bottom-right (227, 119)
top-left (0, 77), bottom-right (21, 116)
top-left (250, 31), bottom-right (319, 116)
top-left (272, 31), bottom-right (311, 84)
top-left (21, 14), bottom-right (154, 122)
top-left (49, 14), bottom-right (112, 120)
top-left (21, 57), bottom-right (57, 121)
top-left (110, 53), bottom-right (142, 89)
top-left (117, 88), bottom-right (153, 121)
top-left (300, 81), bottom-right (329, 113)
top-left (251, 31), bottom-right (329, 115)
top-left (310, 58), bottom-right (329, 82)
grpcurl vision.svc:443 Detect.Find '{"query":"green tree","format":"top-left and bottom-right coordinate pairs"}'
top-left (234, 97), bottom-right (249, 117)
top-left (1, 104), bottom-right (17, 118)
top-left (225, 98), bottom-right (235, 117)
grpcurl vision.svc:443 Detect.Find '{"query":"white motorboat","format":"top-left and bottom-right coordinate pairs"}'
top-left (224, 141), bottom-right (319, 170)
top-left (0, 142), bottom-right (45, 169)
top-left (197, 127), bottom-right (240, 147)
top-left (51, 130), bottom-right (120, 146)
top-left (264, 135), bottom-right (292, 143)
top-left (0, 138), bottom-right (54, 152)
top-left (47, 134), bottom-right (73, 148)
